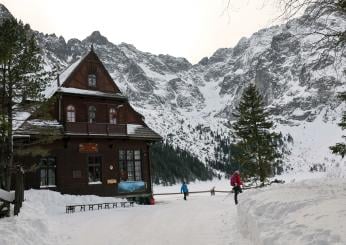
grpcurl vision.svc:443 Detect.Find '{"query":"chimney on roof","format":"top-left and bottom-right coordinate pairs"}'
top-left (57, 74), bottom-right (60, 87)
top-left (91, 44), bottom-right (94, 52)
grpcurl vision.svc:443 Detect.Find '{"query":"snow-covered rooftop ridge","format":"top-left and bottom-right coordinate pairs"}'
top-left (57, 87), bottom-right (127, 99)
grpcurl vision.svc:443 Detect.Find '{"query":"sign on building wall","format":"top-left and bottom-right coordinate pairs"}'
top-left (107, 179), bottom-right (117, 184)
top-left (118, 181), bottom-right (146, 193)
top-left (79, 143), bottom-right (98, 153)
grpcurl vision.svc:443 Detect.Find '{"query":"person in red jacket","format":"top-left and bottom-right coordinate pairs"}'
top-left (230, 170), bottom-right (243, 205)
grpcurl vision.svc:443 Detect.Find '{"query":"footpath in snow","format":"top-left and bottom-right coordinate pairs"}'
top-left (0, 177), bottom-right (345, 245)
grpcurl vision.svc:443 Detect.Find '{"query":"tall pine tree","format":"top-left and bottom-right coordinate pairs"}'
top-left (330, 92), bottom-right (346, 158)
top-left (231, 83), bottom-right (282, 184)
top-left (0, 18), bottom-right (49, 200)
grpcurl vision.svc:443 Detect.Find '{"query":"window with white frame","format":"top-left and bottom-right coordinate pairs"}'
top-left (109, 108), bottom-right (117, 124)
top-left (66, 105), bottom-right (76, 122)
top-left (88, 105), bottom-right (96, 123)
top-left (88, 74), bottom-right (96, 87)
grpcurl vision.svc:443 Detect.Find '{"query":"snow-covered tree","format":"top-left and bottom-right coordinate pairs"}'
top-left (0, 17), bottom-right (49, 213)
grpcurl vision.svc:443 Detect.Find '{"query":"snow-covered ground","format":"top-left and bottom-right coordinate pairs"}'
top-left (239, 179), bottom-right (346, 245)
top-left (1, 175), bottom-right (346, 245)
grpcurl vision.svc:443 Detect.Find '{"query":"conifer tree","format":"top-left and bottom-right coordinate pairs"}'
top-left (231, 83), bottom-right (282, 184)
top-left (330, 92), bottom-right (346, 158)
top-left (0, 18), bottom-right (49, 194)
top-left (150, 141), bottom-right (213, 185)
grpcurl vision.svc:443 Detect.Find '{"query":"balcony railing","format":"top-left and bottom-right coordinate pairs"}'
top-left (64, 122), bottom-right (127, 136)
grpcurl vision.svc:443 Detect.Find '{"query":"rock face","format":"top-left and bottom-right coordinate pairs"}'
top-left (1, 3), bottom-right (345, 173)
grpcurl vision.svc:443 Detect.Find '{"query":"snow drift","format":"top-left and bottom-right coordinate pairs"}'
top-left (1, 177), bottom-right (346, 245)
top-left (238, 179), bottom-right (346, 244)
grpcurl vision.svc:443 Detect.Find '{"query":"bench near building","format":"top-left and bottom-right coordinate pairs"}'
top-left (14, 47), bottom-right (161, 199)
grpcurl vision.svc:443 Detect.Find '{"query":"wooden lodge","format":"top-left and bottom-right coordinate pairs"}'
top-left (13, 48), bottom-right (161, 198)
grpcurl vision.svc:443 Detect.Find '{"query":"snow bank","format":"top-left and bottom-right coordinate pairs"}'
top-left (0, 189), bottom-right (15, 202)
top-left (238, 178), bottom-right (346, 245)
top-left (277, 105), bottom-right (346, 178)
top-left (1, 178), bottom-right (346, 245)
top-left (0, 189), bottom-right (126, 245)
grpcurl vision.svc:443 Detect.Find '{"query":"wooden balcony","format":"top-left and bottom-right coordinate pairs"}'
top-left (64, 122), bottom-right (127, 136)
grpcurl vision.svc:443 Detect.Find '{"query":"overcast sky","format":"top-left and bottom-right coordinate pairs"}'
top-left (2, 0), bottom-right (282, 64)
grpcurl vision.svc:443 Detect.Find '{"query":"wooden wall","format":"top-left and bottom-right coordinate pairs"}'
top-left (17, 50), bottom-right (156, 197)
top-left (58, 95), bottom-right (143, 125)
top-left (18, 138), bottom-right (152, 197)
top-left (63, 51), bottom-right (120, 93)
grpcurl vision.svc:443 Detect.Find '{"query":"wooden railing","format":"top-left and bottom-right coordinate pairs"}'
top-left (65, 122), bottom-right (127, 135)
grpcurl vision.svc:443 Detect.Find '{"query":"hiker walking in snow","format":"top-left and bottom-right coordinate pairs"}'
top-left (230, 170), bottom-right (243, 205)
top-left (181, 181), bottom-right (189, 200)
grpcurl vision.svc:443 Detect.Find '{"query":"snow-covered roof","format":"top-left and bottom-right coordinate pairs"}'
top-left (44, 50), bottom-right (129, 103)
top-left (62, 123), bottom-right (161, 140)
top-left (13, 55), bottom-right (88, 131)
top-left (44, 53), bottom-right (87, 98)
top-left (56, 87), bottom-right (127, 100)
top-left (127, 124), bottom-right (143, 134)
top-left (14, 50), bottom-right (159, 140)
top-left (14, 119), bottom-right (63, 136)
top-left (127, 123), bottom-right (161, 140)
top-left (13, 111), bottom-right (31, 130)
top-left (59, 54), bottom-right (87, 86)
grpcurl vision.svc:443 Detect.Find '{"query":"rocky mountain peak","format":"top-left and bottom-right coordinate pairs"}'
top-left (83, 30), bottom-right (109, 45)
top-left (119, 42), bottom-right (137, 51)
top-left (1, 3), bottom-right (345, 174)
top-left (158, 54), bottom-right (192, 72)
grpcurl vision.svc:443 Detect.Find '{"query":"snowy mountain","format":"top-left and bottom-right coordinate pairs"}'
top-left (1, 4), bottom-right (345, 176)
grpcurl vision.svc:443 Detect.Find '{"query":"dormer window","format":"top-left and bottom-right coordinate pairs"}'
top-left (88, 106), bottom-right (96, 123)
top-left (66, 105), bottom-right (76, 122)
top-left (109, 108), bottom-right (117, 124)
top-left (88, 74), bottom-right (96, 87)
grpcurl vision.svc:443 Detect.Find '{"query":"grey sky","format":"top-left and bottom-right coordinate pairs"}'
top-left (2, 0), bottom-right (282, 63)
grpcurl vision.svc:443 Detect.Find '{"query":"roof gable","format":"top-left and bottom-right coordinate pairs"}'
top-left (44, 49), bottom-right (122, 98)
top-left (62, 50), bottom-right (121, 94)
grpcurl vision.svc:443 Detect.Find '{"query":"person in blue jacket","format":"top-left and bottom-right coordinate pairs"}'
top-left (181, 181), bottom-right (189, 200)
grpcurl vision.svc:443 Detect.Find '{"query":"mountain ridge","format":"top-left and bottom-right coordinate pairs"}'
top-left (1, 3), bottom-right (345, 176)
